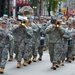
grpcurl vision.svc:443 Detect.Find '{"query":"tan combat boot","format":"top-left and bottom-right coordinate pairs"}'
top-left (28, 58), bottom-right (32, 64)
top-left (51, 63), bottom-right (56, 70)
top-left (51, 64), bottom-right (54, 69)
top-left (68, 58), bottom-right (72, 63)
top-left (8, 56), bottom-right (13, 61)
top-left (43, 47), bottom-right (48, 51)
top-left (61, 61), bottom-right (65, 66)
top-left (38, 56), bottom-right (42, 61)
top-left (56, 63), bottom-right (59, 68)
top-left (33, 57), bottom-right (37, 62)
top-left (0, 68), bottom-right (4, 74)
top-left (23, 60), bottom-right (28, 66)
top-left (17, 61), bottom-right (21, 68)
top-left (72, 56), bottom-right (75, 61)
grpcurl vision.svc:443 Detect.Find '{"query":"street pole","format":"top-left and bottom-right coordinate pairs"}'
top-left (13, 0), bottom-right (16, 18)
top-left (40, 0), bottom-right (42, 16)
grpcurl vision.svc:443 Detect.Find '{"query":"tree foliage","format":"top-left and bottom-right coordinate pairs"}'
top-left (44, 0), bottom-right (65, 16)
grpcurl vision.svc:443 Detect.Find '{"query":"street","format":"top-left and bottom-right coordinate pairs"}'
top-left (1, 50), bottom-right (75, 75)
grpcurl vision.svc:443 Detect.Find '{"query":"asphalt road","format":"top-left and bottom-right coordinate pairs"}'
top-left (1, 50), bottom-right (75, 75)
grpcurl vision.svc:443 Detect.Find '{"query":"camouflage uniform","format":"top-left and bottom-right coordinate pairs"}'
top-left (12, 25), bottom-right (19, 59)
top-left (60, 29), bottom-right (70, 65)
top-left (0, 28), bottom-right (9, 73)
top-left (23, 26), bottom-right (33, 64)
top-left (13, 24), bottom-right (33, 67)
top-left (31, 23), bottom-right (40, 61)
top-left (45, 25), bottom-right (65, 68)
top-left (8, 27), bottom-right (14, 61)
top-left (38, 23), bottom-right (47, 60)
top-left (66, 28), bottom-right (75, 61)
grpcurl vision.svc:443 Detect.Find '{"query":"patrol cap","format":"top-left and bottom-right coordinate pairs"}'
top-left (3, 14), bottom-right (8, 18)
top-left (2, 20), bottom-right (7, 24)
top-left (3, 14), bottom-right (8, 20)
top-left (0, 18), bottom-right (3, 22)
top-left (66, 21), bottom-right (72, 25)
top-left (47, 16), bottom-right (51, 20)
top-left (9, 18), bottom-right (15, 22)
top-left (34, 16), bottom-right (39, 19)
top-left (39, 16), bottom-right (44, 19)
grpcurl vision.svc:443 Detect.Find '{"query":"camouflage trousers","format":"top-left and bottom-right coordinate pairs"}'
top-left (14, 42), bottom-right (19, 59)
top-left (66, 46), bottom-right (74, 58)
top-left (32, 42), bottom-right (38, 57)
top-left (48, 43), bottom-right (61, 64)
top-left (72, 40), bottom-right (75, 56)
top-left (38, 39), bottom-right (45, 56)
top-left (60, 41), bottom-right (68, 61)
top-left (17, 40), bottom-right (32, 62)
top-left (0, 46), bottom-right (8, 69)
top-left (38, 46), bottom-right (43, 56)
top-left (66, 40), bottom-right (74, 58)
top-left (8, 40), bottom-right (14, 57)
top-left (32, 39), bottom-right (39, 57)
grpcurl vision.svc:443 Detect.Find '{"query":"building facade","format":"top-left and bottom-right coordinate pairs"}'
top-left (66, 0), bottom-right (75, 10)
top-left (0, 0), bottom-right (10, 17)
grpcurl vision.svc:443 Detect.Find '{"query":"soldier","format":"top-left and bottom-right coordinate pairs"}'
top-left (66, 21), bottom-right (75, 62)
top-left (13, 17), bottom-right (33, 68)
top-left (38, 16), bottom-right (47, 61)
top-left (8, 18), bottom-right (15, 61)
top-left (45, 20), bottom-right (65, 70)
top-left (31, 16), bottom-right (40, 62)
top-left (0, 21), bottom-right (10, 74)
top-left (72, 18), bottom-right (75, 60)
top-left (13, 16), bottom-right (23, 60)
top-left (61, 17), bottom-right (67, 29)
top-left (21, 17), bottom-right (33, 66)
top-left (60, 24), bottom-right (70, 66)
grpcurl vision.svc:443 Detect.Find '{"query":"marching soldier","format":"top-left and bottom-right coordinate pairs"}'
top-left (0, 21), bottom-right (10, 74)
top-left (8, 19), bottom-right (15, 61)
top-left (72, 18), bottom-right (75, 60)
top-left (60, 23), bottom-right (70, 66)
top-left (38, 16), bottom-right (47, 61)
top-left (45, 20), bottom-right (65, 70)
top-left (13, 17), bottom-right (33, 68)
top-left (66, 21), bottom-right (75, 62)
top-left (22, 17), bottom-right (33, 65)
top-left (31, 16), bottom-right (40, 62)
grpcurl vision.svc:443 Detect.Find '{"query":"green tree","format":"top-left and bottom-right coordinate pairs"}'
top-left (45, 0), bottom-right (65, 16)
